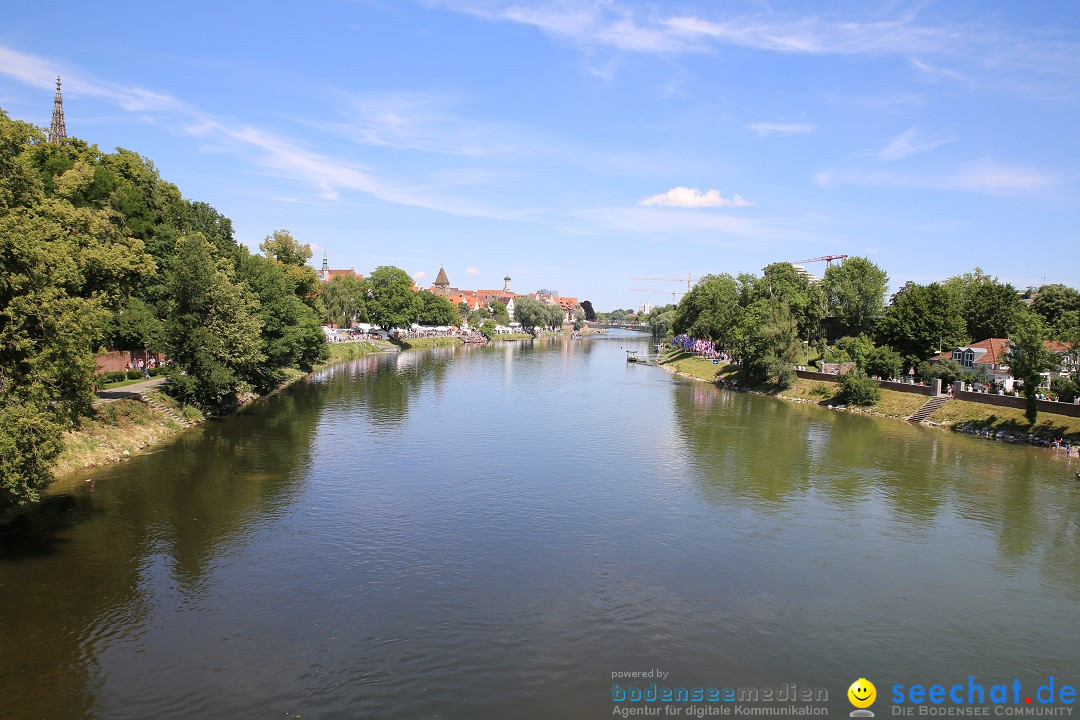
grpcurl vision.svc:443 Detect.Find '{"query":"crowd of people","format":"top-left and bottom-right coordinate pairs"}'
top-left (671, 334), bottom-right (729, 361)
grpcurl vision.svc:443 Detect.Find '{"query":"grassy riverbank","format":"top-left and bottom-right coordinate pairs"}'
top-left (491, 332), bottom-right (533, 341)
top-left (55, 390), bottom-right (199, 476)
top-left (657, 352), bottom-right (1080, 441)
top-left (55, 341), bottom-right (393, 480)
top-left (396, 336), bottom-right (465, 349)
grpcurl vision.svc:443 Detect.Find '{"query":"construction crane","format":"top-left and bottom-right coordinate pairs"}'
top-left (791, 254), bottom-right (848, 267)
top-left (629, 272), bottom-right (694, 290)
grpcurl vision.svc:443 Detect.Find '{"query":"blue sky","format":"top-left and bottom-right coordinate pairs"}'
top-left (2, 1), bottom-right (1077, 310)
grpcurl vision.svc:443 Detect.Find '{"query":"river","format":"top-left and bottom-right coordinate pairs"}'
top-left (2, 332), bottom-right (1078, 719)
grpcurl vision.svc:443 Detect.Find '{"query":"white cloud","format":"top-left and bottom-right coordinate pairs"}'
top-left (466, 267), bottom-right (480, 275)
top-left (747, 122), bottom-right (815, 137)
top-left (413, 271), bottom-right (428, 280)
top-left (878, 127), bottom-right (956, 161)
top-left (639, 187), bottom-right (754, 208)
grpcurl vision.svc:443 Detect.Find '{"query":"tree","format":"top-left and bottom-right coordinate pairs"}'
top-left (672, 274), bottom-right (742, 351)
top-left (364, 266), bottom-right (420, 330)
top-left (865, 344), bottom-right (904, 379)
top-left (838, 369), bottom-right (881, 406)
top-left (417, 290), bottom-right (461, 326)
top-left (236, 252), bottom-right (327, 389)
top-left (878, 281), bottom-right (967, 367)
top-left (827, 335), bottom-right (876, 368)
top-left (259, 228), bottom-right (311, 267)
top-left (488, 301), bottom-right (510, 326)
top-left (580, 300), bottom-right (596, 322)
top-left (823, 256), bottom-right (888, 338)
top-left (320, 273), bottom-right (365, 328)
top-left (737, 299), bottom-right (801, 388)
top-left (0, 111), bottom-right (155, 506)
top-left (643, 303), bottom-right (677, 338)
top-left (1032, 284), bottom-right (1080, 338)
top-left (511, 295), bottom-right (549, 332)
top-left (545, 303), bottom-right (565, 330)
top-left (756, 262), bottom-right (826, 340)
top-left (945, 268), bottom-right (1023, 340)
top-left (1007, 310), bottom-right (1055, 423)
top-left (110, 296), bottom-right (164, 352)
top-left (165, 233), bottom-right (265, 408)
top-left (573, 308), bottom-right (586, 331)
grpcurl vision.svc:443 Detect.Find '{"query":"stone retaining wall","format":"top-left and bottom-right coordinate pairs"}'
top-left (795, 370), bottom-right (936, 396)
top-left (953, 388), bottom-right (1080, 418)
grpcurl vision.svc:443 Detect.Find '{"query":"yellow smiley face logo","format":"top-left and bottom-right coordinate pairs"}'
top-left (848, 679), bottom-right (876, 709)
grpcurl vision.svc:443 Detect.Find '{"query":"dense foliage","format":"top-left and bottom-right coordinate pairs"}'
top-left (0, 110), bottom-right (327, 506)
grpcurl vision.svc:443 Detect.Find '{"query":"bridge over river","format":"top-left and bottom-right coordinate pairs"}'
top-left (586, 322), bottom-right (650, 331)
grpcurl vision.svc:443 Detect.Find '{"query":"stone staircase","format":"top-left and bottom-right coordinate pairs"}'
top-left (907, 395), bottom-right (950, 423)
top-left (140, 393), bottom-right (197, 428)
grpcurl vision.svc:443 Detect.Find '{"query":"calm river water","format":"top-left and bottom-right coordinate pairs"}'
top-left (2, 332), bottom-right (1079, 719)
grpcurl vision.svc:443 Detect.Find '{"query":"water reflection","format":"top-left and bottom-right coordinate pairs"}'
top-left (1, 335), bottom-right (1078, 719)
top-left (0, 389), bottom-right (324, 718)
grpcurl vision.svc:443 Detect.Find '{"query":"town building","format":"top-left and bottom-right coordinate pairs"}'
top-left (318, 251), bottom-right (362, 282)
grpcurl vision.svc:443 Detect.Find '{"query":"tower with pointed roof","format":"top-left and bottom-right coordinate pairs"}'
top-left (320, 249), bottom-right (329, 280)
top-left (433, 266), bottom-right (451, 296)
top-left (503, 273), bottom-right (511, 292)
top-left (49, 77), bottom-right (67, 144)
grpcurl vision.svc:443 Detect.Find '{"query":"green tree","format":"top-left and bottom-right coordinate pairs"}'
top-left (417, 290), bottom-right (461, 326)
top-left (864, 344), bottom-right (905, 379)
top-left (1007, 310), bottom-right (1055, 423)
top-left (878, 281), bottom-right (967, 366)
top-left (165, 233), bottom-right (264, 408)
top-left (1032, 283), bottom-right (1080, 338)
top-left (643, 303), bottom-right (677, 338)
top-left (0, 111), bottom-right (154, 506)
top-left (823, 256), bottom-right (888, 338)
top-left (111, 296), bottom-right (164, 352)
top-left (672, 274), bottom-right (742, 351)
top-left (838, 369), bottom-right (881, 406)
top-left (488, 301), bottom-right (510, 326)
top-left (756, 262), bottom-right (826, 340)
top-left (737, 299), bottom-right (800, 388)
top-left (321, 273), bottom-right (365, 328)
top-left (945, 268), bottom-right (1022, 340)
top-left (364, 266), bottom-right (420, 330)
top-left (511, 295), bottom-right (549, 332)
top-left (545, 303), bottom-right (565, 330)
top-left (236, 252), bottom-right (327, 389)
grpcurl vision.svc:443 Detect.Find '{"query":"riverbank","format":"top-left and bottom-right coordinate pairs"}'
top-left (396, 336), bottom-right (465, 349)
top-left (657, 351), bottom-right (1080, 443)
top-left (55, 340), bottom-right (395, 480)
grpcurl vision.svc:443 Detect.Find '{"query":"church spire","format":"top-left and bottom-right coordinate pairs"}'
top-left (49, 76), bottom-right (67, 144)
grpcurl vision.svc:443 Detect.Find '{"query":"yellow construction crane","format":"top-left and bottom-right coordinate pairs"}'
top-left (629, 272), bottom-right (694, 291)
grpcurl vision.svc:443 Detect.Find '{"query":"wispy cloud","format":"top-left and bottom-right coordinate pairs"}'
top-left (466, 267), bottom-right (480, 275)
top-left (0, 44), bottom-right (525, 217)
top-left (878, 127), bottom-right (956, 161)
top-left (436, 2), bottom-right (1080, 96)
top-left (413, 270), bottom-right (428, 280)
top-left (639, 187), bottom-right (753, 208)
top-left (747, 121), bottom-right (815, 137)
top-left (815, 160), bottom-right (1055, 195)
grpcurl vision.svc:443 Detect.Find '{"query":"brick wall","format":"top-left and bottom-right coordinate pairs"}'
top-left (795, 370), bottom-right (936, 396)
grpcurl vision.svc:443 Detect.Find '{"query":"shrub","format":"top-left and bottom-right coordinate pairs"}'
top-left (810, 383), bottom-right (834, 397)
top-left (127, 369), bottom-right (143, 380)
top-left (101, 371), bottom-right (127, 384)
top-left (838, 369), bottom-right (881, 406)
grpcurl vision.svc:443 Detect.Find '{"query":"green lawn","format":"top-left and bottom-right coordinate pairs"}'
top-left (397, 336), bottom-right (465, 349)
top-left (926, 399), bottom-right (1080, 440)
